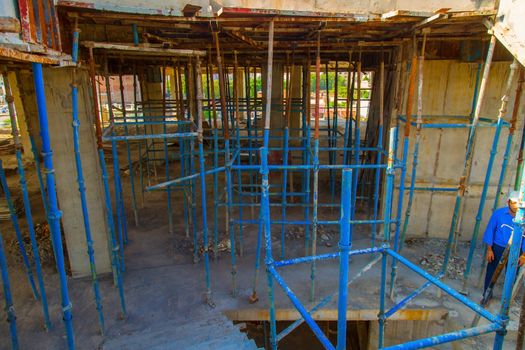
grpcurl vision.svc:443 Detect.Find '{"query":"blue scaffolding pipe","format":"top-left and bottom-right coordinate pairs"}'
top-left (386, 249), bottom-right (499, 323)
top-left (274, 247), bottom-right (384, 268)
top-left (383, 323), bottom-right (500, 350)
top-left (277, 254), bottom-right (382, 342)
top-left (389, 51), bottom-right (417, 299)
top-left (269, 265), bottom-right (335, 350)
top-left (280, 128), bottom-right (289, 259)
top-left (461, 107), bottom-right (505, 293)
top-left (98, 149), bottom-right (126, 316)
top-left (493, 113), bottom-right (525, 349)
top-left (195, 58), bottom-right (212, 304)
top-left (2, 71), bottom-right (51, 328)
top-left (32, 62), bottom-right (75, 349)
top-left (446, 36), bottom-right (496, 266)
top-left (71, 36), bottom-right (105, 334)
top-left (102, 132), bottom-right (197, 142)
top-left (0, 161), bottom-right (39, 299)
top-left (118, 71), bottom-right (139, 227)
top-left (0, 227), bottom-right (17, 350)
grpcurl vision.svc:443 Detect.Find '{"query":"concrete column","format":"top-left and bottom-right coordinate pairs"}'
top-left (6, 72), bottom-right (32, 160)
top-left (140, 67), bottom-right (165, 163)
top-left (15, 69), bottom-right (42, 155)
top-left (43, 66), bottom-right (111, 277)
top-left (289, 65), bottom-right (303, 138)
top-left (262, 62), bottom-right (284, 146)
top-left (235, 67), bottom-right (246, 120)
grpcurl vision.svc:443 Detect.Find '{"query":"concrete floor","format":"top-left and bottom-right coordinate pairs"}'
top-left (0, 146), bottom-right (522, 349)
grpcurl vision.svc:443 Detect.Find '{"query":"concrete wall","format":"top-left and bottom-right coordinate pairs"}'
top-left (42, 66), bottom-right (112, 277)
top-left (494, 0), bottom-right (525, 66)
top-left (391, 60), bottom-right (525, 240)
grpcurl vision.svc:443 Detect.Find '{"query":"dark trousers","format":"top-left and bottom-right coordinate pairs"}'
top-left (483, 244), bottom-right (521, 297)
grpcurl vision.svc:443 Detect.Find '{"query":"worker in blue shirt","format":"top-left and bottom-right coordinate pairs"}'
top-left (482, 191), bottom-right (525, 297)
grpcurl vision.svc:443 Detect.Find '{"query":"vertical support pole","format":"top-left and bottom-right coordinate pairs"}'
top-left (0, 227), bottom-right (17, 349)
top-left (343, 52), bottom-right (352, 166)
top-left (212, 27), bottom-right (235, 295)
top-left (303, 55), bottom-right (311, 255)
top-left (389, 41), bottom-right (418, 299)
top-left (337, 169), bottom-right (353, 350)
top-left (161, 64), bottom-right (174, 239)
top-left (3, 69), bottom-right (51, 329)
top-left (104, 60), bottom-right (126, 269)
top-left (233, 51), bottom-right (244, 257)
top-left (262, 20), bottom-right (277, 350)
top-left (444, 35), bottom-right (496, 274)
top-left (195, 57), bottom-right (213, 306)
top-left (310, 31), bottom-right (321, 303)
top-left (71, 26), bottom-right (105, 333)
top-left (351, 54), bottom-right (362, 219)
top-left (379, 127), bottom-right (397, 349)
top-left (0, 161), bottom-right (39, 301)
top-left (208, 51), bottom-right (220, 261)
top-left (399, 34), bottom-right (427, 253)
top-left (32, 62), bottom-right (75, 349)
top-left (462, 60), bottom-right (518, 293)
top-left (371, 52), bottom-right (385, 248)
top-left (493, 157), bottom-right (525, 350)
top-left (119, 68), bottom-right (139, 226)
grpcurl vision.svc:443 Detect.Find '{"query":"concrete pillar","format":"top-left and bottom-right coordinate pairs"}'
top-left (42, 66), bottom-right (111, 277)
top-left (235, 67), bottom-right (246, 120)
top-left (6, 72), bottom-right (32, 160)
top-left (262, 62), bottom-right (284, 146)
top-left (140, 67), bottom-right (165, 163)
top-left (289, 65), bottom-right (303, 138)
top-left (15, 69), bottom-right (42, 155)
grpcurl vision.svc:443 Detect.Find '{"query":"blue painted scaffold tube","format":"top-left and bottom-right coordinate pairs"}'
top-left (493, 132), bottom-right (525, 349)
top-left (389, 49), bottom-right (418, 300)
top-left (446, 36), bottom-right (496, 265)
top-left (0, 162), bottom-right (39, 299)
top-left (262, 21), bottom-right (277, 350)
top-left (0, 227), bottom-right (18, 350)
top-left (399, 36), bottom-right (426, 255)
top-left (383, 323), bottom-right (500, 350)
top-left (32, 62), bottom-right (75, 349)
top-left (2, 71), bottom-right (51, 329)
top-left (98, 149), bottom-right (126, 316)
top-left (337, 169), bottom-right (353, 350)
top-left (71, 29), bottom-right (105, 334)
top-left (461, 61), bottom-right (517, 294)
top-left (310, 31), bottom-right (322, 303)
top-left (195, 58), bottom-right (212, 305)
top-left (372, 56), bottom-right (385, 247)
top-left (378, 127), bottom-right (397, 348)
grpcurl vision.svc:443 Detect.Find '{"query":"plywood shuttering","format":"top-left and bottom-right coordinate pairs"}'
top-left (392, 60), bottom-right (525, 239)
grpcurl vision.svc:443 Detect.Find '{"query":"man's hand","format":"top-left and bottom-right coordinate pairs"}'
top-left (519, 255), bottom-right (525, 267)
top-left (487, 248), bottom-right (495, 263)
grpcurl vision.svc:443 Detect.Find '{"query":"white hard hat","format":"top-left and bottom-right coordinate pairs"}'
top-left (508, 191), bottom-right (520, 202)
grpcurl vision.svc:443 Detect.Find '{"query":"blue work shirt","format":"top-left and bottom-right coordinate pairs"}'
top-left (483, 207), bottom-right (525, 251)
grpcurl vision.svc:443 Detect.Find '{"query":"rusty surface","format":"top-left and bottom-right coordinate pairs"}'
top-left (404, 54), bottom-right (418, 137)
top-left (0, 46), bottom-right (62, 64)
top-left (223, 308), bottom-right (448, 321)
top-left (509, 68), bottom-right (524, 135)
